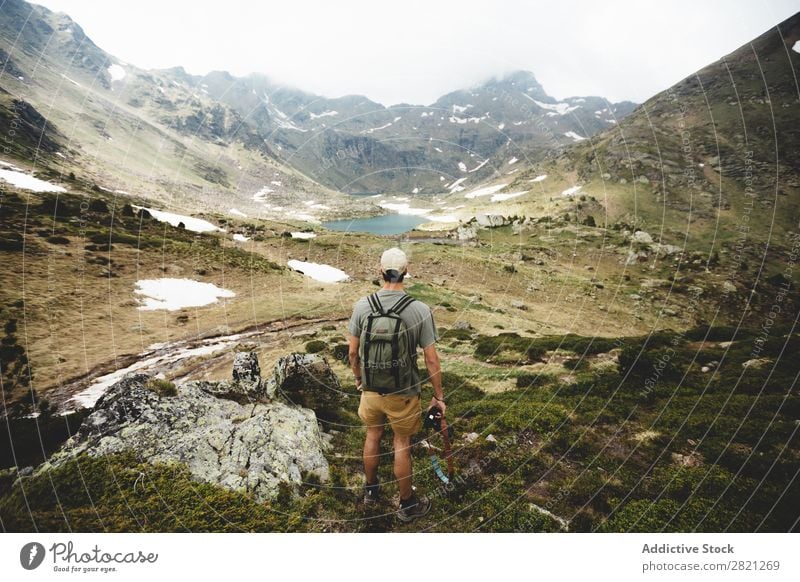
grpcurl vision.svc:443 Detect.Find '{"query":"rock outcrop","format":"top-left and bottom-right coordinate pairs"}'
top-left (36, 352), bottom-right (331, 502)
top-left (267, 353), bottom-right (346, 423)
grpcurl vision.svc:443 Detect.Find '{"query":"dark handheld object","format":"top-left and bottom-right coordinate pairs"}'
top-left (424, 406), bottom-right (455, 483)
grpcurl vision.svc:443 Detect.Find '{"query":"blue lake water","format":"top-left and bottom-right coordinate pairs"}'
top-left (322, 214), bottom-right (428, 235)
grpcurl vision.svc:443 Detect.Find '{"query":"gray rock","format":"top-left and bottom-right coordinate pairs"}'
top-left (485, 434), bottom-right (497, 443)
top-left (625, 250), bottom-right (649, 265)
top-left (199, 351), bottom-right (265, 403)
top-left (456, 223), bottom-right (478, 241)
top-left (476, 214), bottom-right (512, 228)
top-left (671, 451), bottom-right (703, 468)
top-left (271, 353), bottom-right (346, 422)
top-left (742, 358), bottom-right (771, 370)
top-left (632, 230), bottom-right (653, 244)
top-left (641, 278), bottom-right (670, 289)
top-left (463, 432), bottom-right (480, 443)
top-left (511, 300), bottom-right (528, 310)
top-left (722, 281), bottom-right (737, 293)
top-left (652, 243), bottom-right (682, 257)
top-left (452, 320), bottom-right (473, 331)
top-left (38, 373), bottom-right (329, 503)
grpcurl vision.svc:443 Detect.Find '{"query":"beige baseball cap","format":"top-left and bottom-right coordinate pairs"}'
top-left (380, 247), bottom-right (408, 272)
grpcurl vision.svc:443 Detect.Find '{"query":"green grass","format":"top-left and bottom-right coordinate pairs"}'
top-left (2, 327), bottom-right (798, 532)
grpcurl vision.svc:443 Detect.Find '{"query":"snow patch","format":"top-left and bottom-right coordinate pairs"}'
top-left (233, 233), bottom-right (250, 242)
top-left (133, 205), bottom-right (221, 233)
top-left (469, 159), bottom-right (489, 173)
top-left (288, 260), bottom-right (349, 283)
top-left (458, 162), bottom-right (467, 172)
top-left (448, 177), bottom-right (468, 193)
top-left (135, 278), bottom-right (235, 311)
top-left (309, 110), bottom-right (338, 119)
top-left (290, 232), bottom-right (317, 239)
top-left (449, 114), bottom-right (487, 124)
top-left (491, 191), bottom-right (527, 202)
top-left (108, 64), bottom-right (126, 81)
top-left (523, 94), bottom-right (579, 115)
top-left (508, 157), bottom-right (518, 165)
top-left (361, 122), bottom-right (393, 134)
top-left (253, 187), bottom-right (274, 202)
top-left (464, 183), bottom-right (507, 199)
top-left (0, 168), bottom-right (66, 192)
top-left (794, 40), bottom-right (800, 54)
top-left (229, 208), bottom-right (248, 218)
top-left (379, 202), bottom-right (433, 216)
top-left (564, 131), bottom-right (586, 142)
top-left (530, 174), bottom-right (548, 183)
top-left (561, 185), bottom-right (582, 197)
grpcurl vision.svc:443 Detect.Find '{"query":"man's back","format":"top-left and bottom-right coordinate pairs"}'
top-left (348, 289), bottom-right (438, 397)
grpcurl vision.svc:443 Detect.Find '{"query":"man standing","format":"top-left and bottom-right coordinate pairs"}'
top-left (348, 247), bottom-right (445, 522)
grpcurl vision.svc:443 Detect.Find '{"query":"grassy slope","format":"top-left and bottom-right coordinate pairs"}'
top-left (2, 328), bottom-right (798, 532)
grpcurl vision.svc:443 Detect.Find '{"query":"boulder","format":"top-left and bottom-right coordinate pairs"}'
top-left (452, 320), bottom-right (473, 331)
top-left (463, 432), bottom-right (480, 443)
top-left (742, 358), bottom-right (771, 370)
top-left (233, 350), bottom-right (261, 388)
top-left (270, 353), bottom-right (346, 422)
top-left (200, 351), bottom-right (264, 402)
top-left (671, 451), bottom-right (704, 468)
top-left (511, 300), bottom-right (528, 310)
top-left (38, 373), bottom-right (329, 502)
top-left (632, 230), bottom-right (653, 244)
top-left (476, 214), bottom-right (512, 228)
top-left (456, 223), bottom-right (478, 241)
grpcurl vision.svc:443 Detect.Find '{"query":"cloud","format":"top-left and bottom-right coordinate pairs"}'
top-left (32, 0), bottom-right (800, 105)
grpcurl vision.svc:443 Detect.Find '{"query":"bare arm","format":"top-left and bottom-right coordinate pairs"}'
top-left (348, 335), bottom-right (362, 389)
top-left (423, 344), bottom-right (446, 415)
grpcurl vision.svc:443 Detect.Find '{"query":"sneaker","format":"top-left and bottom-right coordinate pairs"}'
top-left (396, 493), bottom-right (431, 522)
top-left (364, 481), bottom-right (380, 505)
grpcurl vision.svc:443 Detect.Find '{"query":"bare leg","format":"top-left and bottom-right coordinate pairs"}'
top-left (393, 433), bottom-right (413, 500)
top-left (363, 426), bottom-right (383, 484)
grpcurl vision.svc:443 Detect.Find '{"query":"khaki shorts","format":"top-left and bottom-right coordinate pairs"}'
top-left (358, 391), bottom-right (422, 437)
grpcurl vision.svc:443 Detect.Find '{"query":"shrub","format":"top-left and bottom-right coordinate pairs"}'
top-left (305, 340), bottom-right (327, 354)
top-left (331, 343), bottom-right (349, 363)
top-left (146, 378), bottom-right (177, 397)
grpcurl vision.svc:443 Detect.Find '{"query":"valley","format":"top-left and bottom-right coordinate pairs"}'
top-left (0, 0), bottom-right (798, 534)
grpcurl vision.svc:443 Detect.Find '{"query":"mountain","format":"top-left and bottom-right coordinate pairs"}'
top-left (0, 0), bottom-right (368, 223)
top-left (0, 0), bottom-right (636, 211)
top-left (481, 11), bottom-right (800, 251)
top-left (194, 68), bottom-right (636, 194)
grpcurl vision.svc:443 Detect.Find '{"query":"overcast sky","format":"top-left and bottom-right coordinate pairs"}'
top-left (31, 0), bottom-right (800, 105)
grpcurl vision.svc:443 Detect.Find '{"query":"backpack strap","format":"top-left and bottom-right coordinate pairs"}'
top-left (389, 294), bottom-right (415, 315)
top-left (391, 316), bottom-right (403, 391)
top-left (367, 293), bottom-right (385, 315)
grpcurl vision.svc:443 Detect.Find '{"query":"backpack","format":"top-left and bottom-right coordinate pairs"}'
top-left (359, 293), bottom-right (417, 394)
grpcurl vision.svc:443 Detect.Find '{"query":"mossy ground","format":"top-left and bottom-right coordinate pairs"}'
top-left (2, 326), bottom-right (797, 532)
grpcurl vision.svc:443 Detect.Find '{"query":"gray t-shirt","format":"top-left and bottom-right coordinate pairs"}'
top-left (348, 290), bottom-right (438, 396)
